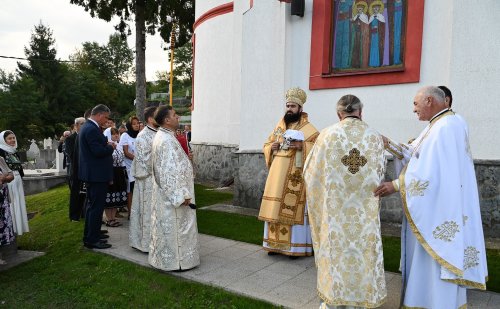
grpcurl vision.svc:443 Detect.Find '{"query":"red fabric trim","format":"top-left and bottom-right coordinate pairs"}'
top-left (309, 0), bottom-right (425, 89)
top-left (193, 2), bottom-right (234, 31)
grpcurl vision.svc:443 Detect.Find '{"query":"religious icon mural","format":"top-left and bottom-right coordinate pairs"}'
top-left (332, 0), bottom-right (407, 74)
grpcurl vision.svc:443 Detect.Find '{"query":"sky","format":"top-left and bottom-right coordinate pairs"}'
top-left (0, 0), bottom-right (168, 81)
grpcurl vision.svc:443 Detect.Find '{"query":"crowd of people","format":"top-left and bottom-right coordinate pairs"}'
top-left (0, 84), bottom-right (489, 308)
top-left (57, 104), bottom-right (197, 271)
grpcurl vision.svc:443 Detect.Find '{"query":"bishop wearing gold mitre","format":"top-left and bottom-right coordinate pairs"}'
top-left (258, 87), bottom-right (319, 257)
top-left (304, 94), bottom-right (387, 308)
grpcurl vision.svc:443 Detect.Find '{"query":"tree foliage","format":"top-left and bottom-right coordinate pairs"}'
top-left (69, 0), bottom-right (194, 46)
top-left (0, 23), bottom-right (135, 147)
top-left (69, 0), bottom-right (195, 121)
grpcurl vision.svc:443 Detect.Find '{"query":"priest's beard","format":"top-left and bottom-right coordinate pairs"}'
top-left (284, 111), bottom-right (301, 125)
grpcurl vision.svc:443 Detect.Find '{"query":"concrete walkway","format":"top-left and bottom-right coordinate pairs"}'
top-left (96, 220), bottom-right (500, 308)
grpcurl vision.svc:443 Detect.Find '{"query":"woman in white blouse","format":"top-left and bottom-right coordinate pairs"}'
top-left (119, 116), bottom-right (140, 219)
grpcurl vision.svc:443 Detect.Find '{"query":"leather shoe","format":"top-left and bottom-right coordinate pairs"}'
top-left (99, 234), bottom-right (110, 239)
top-left (84, 242), bottom-right (112, 249)
top-left (100, 230), bottom-right (109, 234)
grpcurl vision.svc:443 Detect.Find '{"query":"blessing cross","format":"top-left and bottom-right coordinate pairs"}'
top-left (341, 148), bottom-right (367, 174)
top-left (273, 127), bottom-right (284, 143)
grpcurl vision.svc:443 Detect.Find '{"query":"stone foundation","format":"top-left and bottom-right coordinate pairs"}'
top-left (191, 142), bottom-right (238, 186)
top-left (194, 143), bottom-right (500, 237)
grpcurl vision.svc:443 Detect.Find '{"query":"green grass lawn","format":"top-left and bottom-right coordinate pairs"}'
top-left (0, 185), bottom-right (276, 308)
top-left (1, 183), bottom-right (498, 309)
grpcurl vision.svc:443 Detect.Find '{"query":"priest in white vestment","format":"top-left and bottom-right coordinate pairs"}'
top-left (258, 87), bottom-right (319, 257)
top-left (375, 86), bottom-right (488, 309)
top-left (304, 94), bottom-right (387, 308)
top-left (129, 106), bottom-right (158, 252)
top-left (148, 105), bottom-right (200, 271)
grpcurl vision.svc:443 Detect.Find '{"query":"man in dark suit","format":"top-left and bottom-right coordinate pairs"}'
top-left (65, 117), bottom-right (86, 221)
top-left (79, 105), bottom-right (116, 249)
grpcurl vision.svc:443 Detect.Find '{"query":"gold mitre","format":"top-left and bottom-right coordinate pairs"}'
top-left (285, 87), bottom-right (307, 106)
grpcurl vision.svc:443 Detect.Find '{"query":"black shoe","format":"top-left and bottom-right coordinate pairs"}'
top-left (99, 234), bottom-right (109, 239)
top-left (100, 230), bottom-right (108, 234)
top-left (84, 242), bottom-right (112, 249)
top-left (288, 256), bottom-right (299, 260)
top-left (267, 251), bottom-right (279, 256)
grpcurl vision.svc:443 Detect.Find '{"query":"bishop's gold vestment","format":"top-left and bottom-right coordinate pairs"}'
top-left (304, 117), bottom-right (387, 307)
top-left (258, 113), bottom-right (318, 254)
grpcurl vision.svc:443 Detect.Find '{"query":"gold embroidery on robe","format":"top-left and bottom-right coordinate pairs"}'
top-left (407, 179), bottom-right (429, 197)
top-left (464, 246), bottom-right (480, 270)
top-left (432, 221), bottom-right (459, 242)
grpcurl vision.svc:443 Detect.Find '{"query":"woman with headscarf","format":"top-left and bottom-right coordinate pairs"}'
top-left (0, 130), bottom-right (29, 235)
top-left (119, 116), bottom-right (140, 219)
top-left (0, 156), bottom-right (15, 264)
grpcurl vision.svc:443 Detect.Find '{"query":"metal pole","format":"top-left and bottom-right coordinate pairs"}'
top-left (169, 24), bottom-right (176, 106)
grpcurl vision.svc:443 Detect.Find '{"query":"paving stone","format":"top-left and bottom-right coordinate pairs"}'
top-left (262, 260), bottom-right (309, 278)
top-left (285, 267), bottom-right (317, 288)
top-left (191, 267), bottom-right (255, 287)
top-left (229, 268), bottom-right (294, 296)
top-left (264, 281), bottom-right (318, 307)
top-left (469, 289), bottom-right (491, 308)
top-left (0, 250), bottom-right (45, 272)
top-left (223, 255), bottom-right (276, 273)
top-left (487, 292), bottom-right (500, 307)
top-left (208, 246), bottom-right (256, 261)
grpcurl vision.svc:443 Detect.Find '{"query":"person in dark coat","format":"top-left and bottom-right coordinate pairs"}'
top-left (78, 105), bottom-right (115, 249)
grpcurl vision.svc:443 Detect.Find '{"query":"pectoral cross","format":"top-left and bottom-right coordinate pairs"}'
top-left (341, 148), bottom-right (367, 174)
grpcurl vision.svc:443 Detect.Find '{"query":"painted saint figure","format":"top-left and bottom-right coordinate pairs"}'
top-left (368, 1), bottom-right (386, 67)
top-left (350, 1), bottom-right (370, 68)
top-left (393, 0), bottom-right (403, 65)
top-left (334, 0), bottom-right (354, 69)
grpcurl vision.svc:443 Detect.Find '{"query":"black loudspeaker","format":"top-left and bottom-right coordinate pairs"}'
top-left (291, 0), bottom-right (305, 17)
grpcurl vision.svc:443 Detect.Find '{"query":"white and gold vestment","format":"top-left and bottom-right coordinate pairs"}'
top-left (304, 117), bottom-right (387, 308)
top-left (148, 127), bottom-right (200, 271)
top-left (129, 125), bottom-right (157, 252)
top-left (258, 113), bottom-right (319, 256)
top-left (389, 110), bottom-right (488, 309)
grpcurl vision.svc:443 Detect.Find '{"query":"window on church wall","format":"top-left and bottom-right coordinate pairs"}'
top-left (331, 0), bottom-right (407, 75)
top-left (309, 0), bottom-right (424, 89)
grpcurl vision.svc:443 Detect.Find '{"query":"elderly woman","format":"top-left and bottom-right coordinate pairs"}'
top-left (0, 130), bottom-right (29, 235)
top-left (0, 156), bottom-right (15, 264)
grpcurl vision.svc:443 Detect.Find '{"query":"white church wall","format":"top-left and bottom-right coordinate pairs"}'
top-left (448, 0), bottom-right (500, 159)
top-left (192, 3), bottom-right (236, 144)
top-left (239, 1), bottom-right (289, 151)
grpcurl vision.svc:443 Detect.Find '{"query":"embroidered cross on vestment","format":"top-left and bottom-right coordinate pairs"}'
top-left (341, 148), bottom-right (367, 174)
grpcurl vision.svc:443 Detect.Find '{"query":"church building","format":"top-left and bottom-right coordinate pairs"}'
top-left (190, 0), bottom-right (500, 235)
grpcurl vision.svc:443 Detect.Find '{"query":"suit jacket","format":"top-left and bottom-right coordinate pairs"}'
top-left (78, 120), bottom-right (114, 183)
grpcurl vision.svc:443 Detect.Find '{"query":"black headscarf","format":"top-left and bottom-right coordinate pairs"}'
top-left (126, 120), bottom-right (139, 138)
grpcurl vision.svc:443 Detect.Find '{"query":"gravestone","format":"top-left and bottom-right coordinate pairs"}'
top-left (43, 137), bottom-right (53, 150)
top-left (26, 140), bottom-right (40, 161)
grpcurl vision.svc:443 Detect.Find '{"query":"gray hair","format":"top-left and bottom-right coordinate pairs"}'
top-left (419, 86), bottom-right (445, 103)
top-left (74, 117), bottom-right (85, 125)
top-left (336, 94), bottom-right (363, 113)
top-left (91, 104), bottom-right (110, 116)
